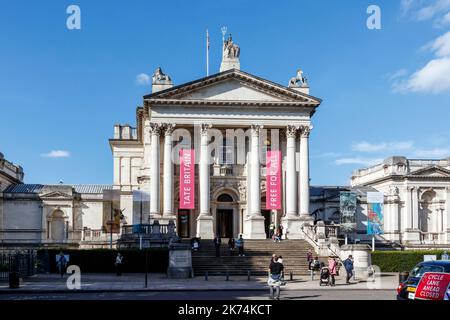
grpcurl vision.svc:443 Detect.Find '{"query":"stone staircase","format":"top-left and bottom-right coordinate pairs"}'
top-left (190, 239), bottom-right (316, 276)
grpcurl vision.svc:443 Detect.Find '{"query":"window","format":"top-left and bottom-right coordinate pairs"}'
top-left (218, 194), bottom-right (233, 202)
top-left (410, 265), bottom-right (445, 278)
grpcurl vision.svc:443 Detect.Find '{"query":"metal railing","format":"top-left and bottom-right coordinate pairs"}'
top-left (0, 250), bottom-right (37, 279)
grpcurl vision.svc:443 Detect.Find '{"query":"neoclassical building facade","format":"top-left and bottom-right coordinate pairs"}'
top-left (352, 156), bottom-right (450, 245)
top-left (112, 56), bottom-right (321, 240)
top-left (1, 38), bottom-right (450, 249)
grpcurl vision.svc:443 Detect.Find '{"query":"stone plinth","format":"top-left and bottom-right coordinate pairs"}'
top-left (167, 243), bottom-right (193, 279)
top-left (340, 244), bottom-right (372, 280)
top-left (243, 216), bottom-right (266, 239)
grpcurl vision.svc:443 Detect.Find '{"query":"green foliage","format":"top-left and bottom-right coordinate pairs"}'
top-left (36, 248), bottom-right (169, 274)
top-left (372, 250), bottom-right (447, 272)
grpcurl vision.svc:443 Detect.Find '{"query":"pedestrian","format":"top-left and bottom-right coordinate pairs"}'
top-left (236, 234), bottom-right (245, 256)
top-left (56, 251), bottom-right (67, 278)
top-left (273, 229), bottom-right (281, 243)
top-left (279, 225), bottom-right (284, 240)
top-left (327, 256), bottom-right (337, 286)
top-left (268, 255), bottom-right (284, 300)
top-left (228, 237), bottom-right (235, 256)
top-left (307, 249), bottom-right (313, 270)
top-left (214, 235), bottom-right (222, 257)
top-left (343, 255), bottom-right (354, 284)
top-left (115, 252), bottom-right (123, 276)
top-left (269, 222), bottom-right (275, 240)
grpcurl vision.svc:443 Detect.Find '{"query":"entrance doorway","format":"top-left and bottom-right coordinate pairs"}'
top-left (177, 210), bottom-right (190, 238)
top-left (261, 210), bottom-right (271, 239)
top-left (217, 209), bottom-right (233, 238)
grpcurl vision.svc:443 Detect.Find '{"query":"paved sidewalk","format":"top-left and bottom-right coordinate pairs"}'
top-left (0, 272), bottom-right (399, 293)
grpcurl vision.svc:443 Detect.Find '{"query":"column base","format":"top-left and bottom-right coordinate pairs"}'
top-left (149, 214), bottom-right (162, 224)
top-left (243, 216), bottom-right (266, 239)
top-left (281, 215), bottom-right (303, 240)
top-left (159, 215), bottom-right (177, 225)
top-left (403, 229), bottom-right (421, 244)
top-left (196, 215), bottom-right (214, 239)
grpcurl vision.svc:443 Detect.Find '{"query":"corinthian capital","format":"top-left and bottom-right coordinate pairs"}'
top-left (200, 124), bottom-right (212, 136)
top-left (286, 125), bottom-right (299, 139)
top-left (149, 123), bottom-right (162, 135)
top-left (300, 125), bottom-right (313, 138)
top-left (162, 123), bottom-right (176, 136)
top-left (250, 124), bottom-right (264, 136)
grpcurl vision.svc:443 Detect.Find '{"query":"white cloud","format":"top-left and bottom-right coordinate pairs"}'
top-left (393, 31), bottom-right (450, 94)
top-left (387, 69), bottom-right (409, 81)
top-left (416, 0), bottom-right (450, 21)
top-left (395, 57), bottom-right (450, 93)
top-left (428, 31), bottom-right (450, 57)
top-left (352, 141), bottom-right (414, 153)
top-left (135, 73), bottom-right (151, 86)
top-left (414, 148), bottom-right (450, 158)
top-left (335, 158), bottom-right (383, 167)
top-left (41, 150), bottom-right (70, 158)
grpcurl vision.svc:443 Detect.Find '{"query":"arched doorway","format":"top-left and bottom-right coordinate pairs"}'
top-left (419, 190), bottom-right (437, 233)
top-left (216, 193), bottom-right (234, 238)
top-left (50, 210), bottom-right (66, 241)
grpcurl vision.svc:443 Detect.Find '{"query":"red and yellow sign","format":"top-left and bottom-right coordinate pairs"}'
top-left (415, 272), bottom-right (450, 300)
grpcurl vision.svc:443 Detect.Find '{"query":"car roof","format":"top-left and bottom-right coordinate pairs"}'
top-left (418, 260), bottom-right (450, 267)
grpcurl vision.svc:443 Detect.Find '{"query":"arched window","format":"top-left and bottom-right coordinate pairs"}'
top-left (217, 194), bottom-right (233, 202)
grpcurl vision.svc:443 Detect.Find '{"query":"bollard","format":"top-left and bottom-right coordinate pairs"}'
top-left (311, 269), bottom-right (314, 281)
top-left (247, 270), bottom-right (251, 281)
top-left (226, 272), bottom-right (229, 281)
top-left (205, 271), bottom-right (208, 281)
top-left (290, 271), bottom-right (293, 281)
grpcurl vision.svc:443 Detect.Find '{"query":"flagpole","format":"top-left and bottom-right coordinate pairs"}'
top-left (206, 29), bottom-right (209, 76)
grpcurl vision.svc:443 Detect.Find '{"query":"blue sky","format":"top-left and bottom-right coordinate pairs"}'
top-left (1, 0), bottom-right (450, 186)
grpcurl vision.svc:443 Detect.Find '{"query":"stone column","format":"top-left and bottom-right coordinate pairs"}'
top-left (281, 126), bottom-right (302, 239)
top-left (299, 125), bottom-right (312, 219)
top-left (403, 186), bottom-right (420, 243)
top-left (445, 187), bottom-right (450, 243)
top-left (285, 126), bottom-right (298, 216)
top-left (162, 124), bottom-right (176, 221)
top-left (149, 123), bottom-right (162, 220)
top-left (196, 124), bottom-right (214, 239)
top-left (412, 188), bottom-right (419, 230)
top-left (243, 125), bottom-right (266, 239)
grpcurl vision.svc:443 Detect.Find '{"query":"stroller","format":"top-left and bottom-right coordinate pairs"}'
top-left (319, 266), bottom-right (330, 286)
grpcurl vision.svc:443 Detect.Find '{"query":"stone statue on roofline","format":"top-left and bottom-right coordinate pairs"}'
top-left (223, 34), bottom-right (240, 59)
top-left (152, 67), bottom-right (171, 84)
top-left (288, 69), bottom-right (308, 88)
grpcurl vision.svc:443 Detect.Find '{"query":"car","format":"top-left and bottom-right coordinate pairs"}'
top-left (397, 260), bottom-right (450, 300)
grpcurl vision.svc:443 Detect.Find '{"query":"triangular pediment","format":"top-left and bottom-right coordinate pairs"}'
top-left (144, 69), bottom-right (321, 106)
top-left (409, 166), bottom-right (450, 177)
top-left (40, 191), bottom-right (73, 199)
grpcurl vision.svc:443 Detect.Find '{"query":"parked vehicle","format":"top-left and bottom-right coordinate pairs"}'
top-left (397, 260), bottom-right (450, 300)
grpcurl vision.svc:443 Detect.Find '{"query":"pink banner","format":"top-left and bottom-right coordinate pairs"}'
top-left (266, 150), bottom-right (281, 210)
top-left (179, 149), bottom-right (195, 209)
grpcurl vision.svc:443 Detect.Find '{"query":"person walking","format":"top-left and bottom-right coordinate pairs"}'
top-left (269, 222), bottom-right (275, 240)
top-left (56, 251), bottom-right (67, 278)
top-left (307, 250), bottom-right (313, 270)
top-left (343, 255), bottom-right (354, 284)
top-left (214, 235), bottom-right (222, 257)
top-left (327, 256), bottom-right (337, 286)
top-left (268, 255), bottom-right (284, 300)
top-left (228, 237), bottom-right (235, 256)
top-left (278, 225), bottom-right (284, 240)
top-left (236, 234), bottom-right (245, 256)
top-left (115, 253), bottom-right (123, 276)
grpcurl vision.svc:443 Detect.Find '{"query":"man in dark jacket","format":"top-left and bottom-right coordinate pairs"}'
top-left (343, 255), bottom-right (354, 284)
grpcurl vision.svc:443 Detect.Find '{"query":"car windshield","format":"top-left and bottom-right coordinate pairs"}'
top-left (410, 265), bottom-right (445, 278)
